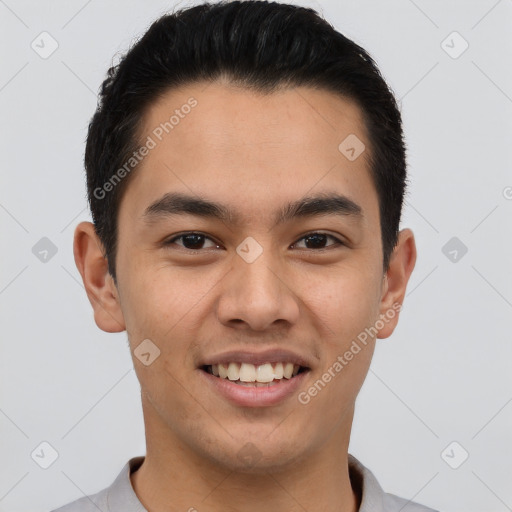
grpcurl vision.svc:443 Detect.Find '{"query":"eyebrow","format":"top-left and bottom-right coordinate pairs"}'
top-left (141, 191), bottom-right (364, 227)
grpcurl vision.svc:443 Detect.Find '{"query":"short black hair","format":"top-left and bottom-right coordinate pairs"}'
top-left (85, 0), bottom-right (408, 284)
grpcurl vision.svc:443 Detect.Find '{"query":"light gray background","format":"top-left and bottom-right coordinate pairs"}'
top-left (1, 0), bottom-right (511, 511)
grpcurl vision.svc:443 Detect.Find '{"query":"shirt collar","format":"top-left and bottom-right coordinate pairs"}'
top-left (107, 456), bottom-right (146, 511)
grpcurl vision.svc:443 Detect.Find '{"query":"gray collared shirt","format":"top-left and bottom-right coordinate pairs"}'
top-left (52, 454), bottom-right (439, 511)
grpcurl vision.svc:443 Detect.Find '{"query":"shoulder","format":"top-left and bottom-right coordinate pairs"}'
top-left (50, 456), bottom-right (145, 512)
top-left (50, 487), bottom-right (109, 512)
top-left (382, 492), bottom-right (440, 512)
top-left (348, 454), bottom-right (440, 512)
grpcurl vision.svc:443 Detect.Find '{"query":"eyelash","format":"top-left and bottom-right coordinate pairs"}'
top-left (163, 231), bottom-right (345, 252)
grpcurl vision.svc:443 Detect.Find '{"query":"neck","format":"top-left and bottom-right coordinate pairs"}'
top-left (131, 398), bottom-right (361, 512)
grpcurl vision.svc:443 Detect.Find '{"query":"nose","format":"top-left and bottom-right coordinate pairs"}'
top-left (215, 246), bottom-right (300, 331)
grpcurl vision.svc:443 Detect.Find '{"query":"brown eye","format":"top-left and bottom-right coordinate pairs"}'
top-left (292, 232), bottom-right (343, 250)
top-left (165, 233), bottom-right (220, 250)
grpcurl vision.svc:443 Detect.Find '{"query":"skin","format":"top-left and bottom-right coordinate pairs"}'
top-left (74, 80), bottom-right (416, 512)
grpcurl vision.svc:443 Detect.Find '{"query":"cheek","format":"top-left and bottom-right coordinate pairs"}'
top-left (319, 347), bottom-right (374, 427)
top-left (300, 266), bottom-right (381, 344)
top-left (140, 364), bottom-right (205, 428)
top-left (122, 268), bottom-right (217, 376)
top-left (120, 264), bottom-right (202, 337)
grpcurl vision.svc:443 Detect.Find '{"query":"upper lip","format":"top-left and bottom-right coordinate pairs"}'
top-left (199, 348), bottom-right (313, 369)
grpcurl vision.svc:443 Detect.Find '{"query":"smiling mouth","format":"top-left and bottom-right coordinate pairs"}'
top-left (201, 362), bottom-right (310, 387)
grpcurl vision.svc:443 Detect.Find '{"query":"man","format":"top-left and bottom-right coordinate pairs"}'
top-left (54, 1), bottom-right (438, 510)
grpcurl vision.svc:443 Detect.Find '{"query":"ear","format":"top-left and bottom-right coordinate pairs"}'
top-left (73, 221), bottom-right (126, 333)
top-left (376, 228), bottom-right (417, 339)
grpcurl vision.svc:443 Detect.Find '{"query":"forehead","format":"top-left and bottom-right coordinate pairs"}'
top-left (119, 81), bottom-right (377, 227)
top-left (142, 81), bottom-right (368, 158)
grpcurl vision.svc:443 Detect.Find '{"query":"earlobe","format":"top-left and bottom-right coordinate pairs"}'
top-left (376, 228), bottom-right (417, 339)
top-left (73, 221), bottom-right (126, 333)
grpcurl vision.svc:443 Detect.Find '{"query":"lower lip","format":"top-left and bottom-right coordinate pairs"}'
top-left (198, 368), bottom-right (310, 407)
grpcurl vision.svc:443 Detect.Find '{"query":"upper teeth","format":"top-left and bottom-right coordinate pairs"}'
top-left (211, 362), bottom-right (300, 382)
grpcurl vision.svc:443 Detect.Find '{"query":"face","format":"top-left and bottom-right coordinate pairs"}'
top-left (75, 80), bottom-right (416, 473)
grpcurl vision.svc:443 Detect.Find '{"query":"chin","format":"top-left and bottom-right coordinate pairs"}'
top-left (201, 436), bottom-right (308, 475)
